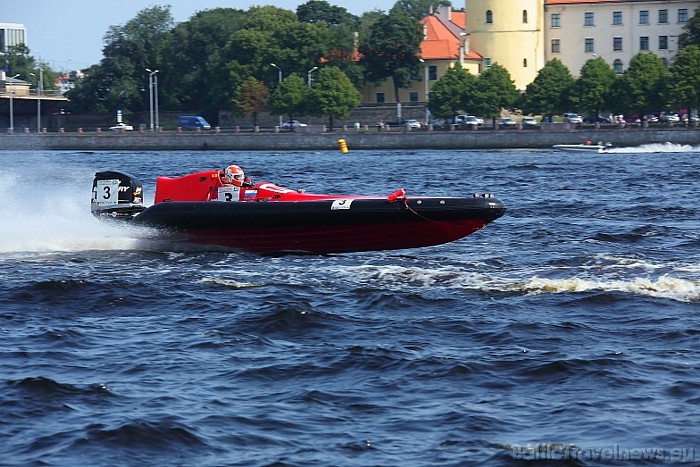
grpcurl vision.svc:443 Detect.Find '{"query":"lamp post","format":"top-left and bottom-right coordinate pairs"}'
top-left (270, 63), bottom-right (283, 127)
top-left (36, 56), bottom-right (43, 132)
top-left (8, 73), bottom-right (19, 133)
top-left (307, 66), bottom-right (318, 87)
top-left (146, 68), bottom-right (159, 131)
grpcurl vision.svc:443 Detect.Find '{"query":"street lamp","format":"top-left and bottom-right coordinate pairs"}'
top-left (8, 74), bottom-right (19, 133)
top-left (32, 56), bottom-right (43, 132)
top-left (270, 63), bottom-right (283, 127)
top-left (146, 68), bottom-right (159, 131)
top-left (307, 66), bottom-right (318, 87)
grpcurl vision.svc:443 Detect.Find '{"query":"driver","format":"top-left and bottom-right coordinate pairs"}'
top-left (223, 165), bottom-right (253, 188)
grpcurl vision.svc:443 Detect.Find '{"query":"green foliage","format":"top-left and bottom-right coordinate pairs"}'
top-left (67, 6), bottom-right (174, 114)
top-left (268, 74), bottom-right (310, 123)
top-left (668, 45), bottom-right (700, 112)
top-left (1, 44), bottom-right (58, 92)
top-left (233, 77), bottom-right (269, 126)
top-left (679, 8), bottom-right (700, 48)
top-left (390, 0), bottom-right (454, 20)
top-left (609, 52), bottom-right (668, 115)
top-left (519, 59), bottom-right (575, 118)
top-left (308, 66), bottom-right (361, 128)
top-left (427, 64), bottom-right (477, 119)
top-left (572, 57), bottom-right (616, 116)
top-left (472, 64), bottom-right (519, 119)
top-left (359, 12), bottom-right (423, 102)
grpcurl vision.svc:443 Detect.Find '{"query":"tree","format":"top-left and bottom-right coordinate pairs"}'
top-left (667, 45), bottom-right (700, 116)
top-left (519, 59), bottom-right (575, 119)
top-left (233, 77), bottom-right (269, 127)
top-left (359, 12), bottom-right (423, 103)
top-left (471, 63), bottom-right (519, 123)
top-left (572, 57), bottom-right (616, 118)
top-left (608, 52), bottom-right (667, 116)
top-left (308, 66), bottom-right (361, 129)
top-left (67, 6), bottom-right (174, 114)
top-left (162, 8), bottom-right (247, 116)
top-left (679, 8), bottom-right (700, 48)
top-left (268, 74), bottom-right (310, 127)
top-left (390, 0), bottom-right (455, 21)
top-left (426, 63), bottom-right (477, 119)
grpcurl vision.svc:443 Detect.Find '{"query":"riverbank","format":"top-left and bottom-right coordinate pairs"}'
top-left (1, 126), bottom-right (698, 151)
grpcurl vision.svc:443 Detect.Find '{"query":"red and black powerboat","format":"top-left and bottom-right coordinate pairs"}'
top-left (91, 169), bottom-right (506, 254)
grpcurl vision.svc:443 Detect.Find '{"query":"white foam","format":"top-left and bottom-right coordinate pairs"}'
top-left (607, 142), bottom-right (700, 153)
top-left (0, 170), bottom-right (142, 254)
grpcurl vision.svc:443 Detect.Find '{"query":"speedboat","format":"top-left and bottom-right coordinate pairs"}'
top-left (91, 168), bottom-right (506, 254)
top-left (553, 142), bottom-right (611, 153)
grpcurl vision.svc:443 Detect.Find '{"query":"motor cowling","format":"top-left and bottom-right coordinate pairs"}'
top-left (91, 170), bottom-right (146, 220)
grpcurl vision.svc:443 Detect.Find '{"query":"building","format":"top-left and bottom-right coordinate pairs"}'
top-left (544, 0), bottom-right (697, 76)
top-left (361, 0), bottom-right (697, 108)
top-left (0, 22), bottom-right (26, 52)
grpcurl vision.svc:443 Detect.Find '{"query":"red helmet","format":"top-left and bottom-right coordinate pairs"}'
top-left (224, 165), bottom-right (245, 187)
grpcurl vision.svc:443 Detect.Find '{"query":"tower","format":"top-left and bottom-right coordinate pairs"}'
top-left (465, 0), bottom-right (545, 89)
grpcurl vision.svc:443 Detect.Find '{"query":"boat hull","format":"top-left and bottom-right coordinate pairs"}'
top-left (131, 196), bottom-right (506, 254)
top-left (553, 144), bottom-right (607, 153)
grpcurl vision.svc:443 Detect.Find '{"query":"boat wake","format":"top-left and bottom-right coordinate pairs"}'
top-left (0, 171), bottom-right (142, 254)
top-left (607, 142), bottom-right (700, 153)
top-left (331, 260), bottom-right (700, 303)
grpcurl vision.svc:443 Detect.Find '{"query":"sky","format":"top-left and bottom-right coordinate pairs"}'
top-left (4, 0), bottom-right (391, 71)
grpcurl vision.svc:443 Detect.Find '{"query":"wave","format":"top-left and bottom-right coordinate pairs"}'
top-left (608, 142), bottom-right (700, 153)
top-left (332, 262), bottom-right (700, 303)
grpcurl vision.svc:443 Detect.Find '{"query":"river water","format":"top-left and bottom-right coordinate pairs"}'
top-left (2, 144), bottom-right (699, 466)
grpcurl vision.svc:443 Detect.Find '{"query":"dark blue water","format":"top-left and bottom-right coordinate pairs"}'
top-left (2, 144), bottom-right (699, 466)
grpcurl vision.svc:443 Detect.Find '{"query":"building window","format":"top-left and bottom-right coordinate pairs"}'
top-left (659, 9), bottom-right (668, 24)
top-left (428, 65), bottom-right (437, 81)
top-left (376, 92), bottom-right (385, 103)
top-left (584, 12), bottom-right (594, 26)
top-left (613, 59), bottom-right (623, 74)
top-left (585, 38), bottom-right (594, 53)
top-left (640, 36), bottom-right (649, 50)
top-left (523, 10), bottom-right (528, 23)
top-left (678, 9), bottom-right (688, 22)
top-left (659, 36), bottom-right (668, 50)
top-left (640, 10), bottom-right (649, 24)
top-left (551, 13), bottom-right (560, 28)
top-left (483, 57), bottom-right (492, 68)
top-left (486, 10), bottom-right (492, 24)
top-left (409, 92), bottom-right (418, 103)
top-left (551, 39), bottom-right (560, 53)
top-left (613, 11), bottom-right (622, 25)
top-left (523, 58), bottom-right (528, 67)
top-left (613, 37), bottom-right (622, 51)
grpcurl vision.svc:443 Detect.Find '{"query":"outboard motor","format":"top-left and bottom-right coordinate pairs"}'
top-left (91, 170), bottom-right (146, 220)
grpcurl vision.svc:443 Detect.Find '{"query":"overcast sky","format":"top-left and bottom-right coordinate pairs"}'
top-left (4, 1), bottom-right (391, 71)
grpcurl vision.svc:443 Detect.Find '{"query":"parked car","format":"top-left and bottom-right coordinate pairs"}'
top-left (521, 117), bottom-right (538, 127)
top-left (178, 115), bottom-right (211, 130)
top-left (659, 112), bottom-right (680, 123)
top-left (643, 114), bottom-right (659, 123)
top-left (497, 117), bottom-right (517, 128)
top-left (583, 115), bottom-right (612, 124)
top-left (681, 113), bottom-right (699, 122)
top-left (281, 120), bottom-right (308, 128)
top-left (563, 113), bottom-right (583, 124)
top-left (454, 115), bottom-right (484, 126)
top-left (459, 116), bottom-right (482, 127)
top-left (109, 122), bottom-right (134, 131)
top-left (386, 119), bottom-right (421, 129)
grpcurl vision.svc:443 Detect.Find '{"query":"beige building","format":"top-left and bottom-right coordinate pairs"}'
top-left (545, 0), bottom-right (698, 76)
top-left (361, 0), bottom-right (697, 106)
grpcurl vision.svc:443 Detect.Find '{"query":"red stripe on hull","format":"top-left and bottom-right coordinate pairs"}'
top-left (179, 218), bottom-right (489, 254)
